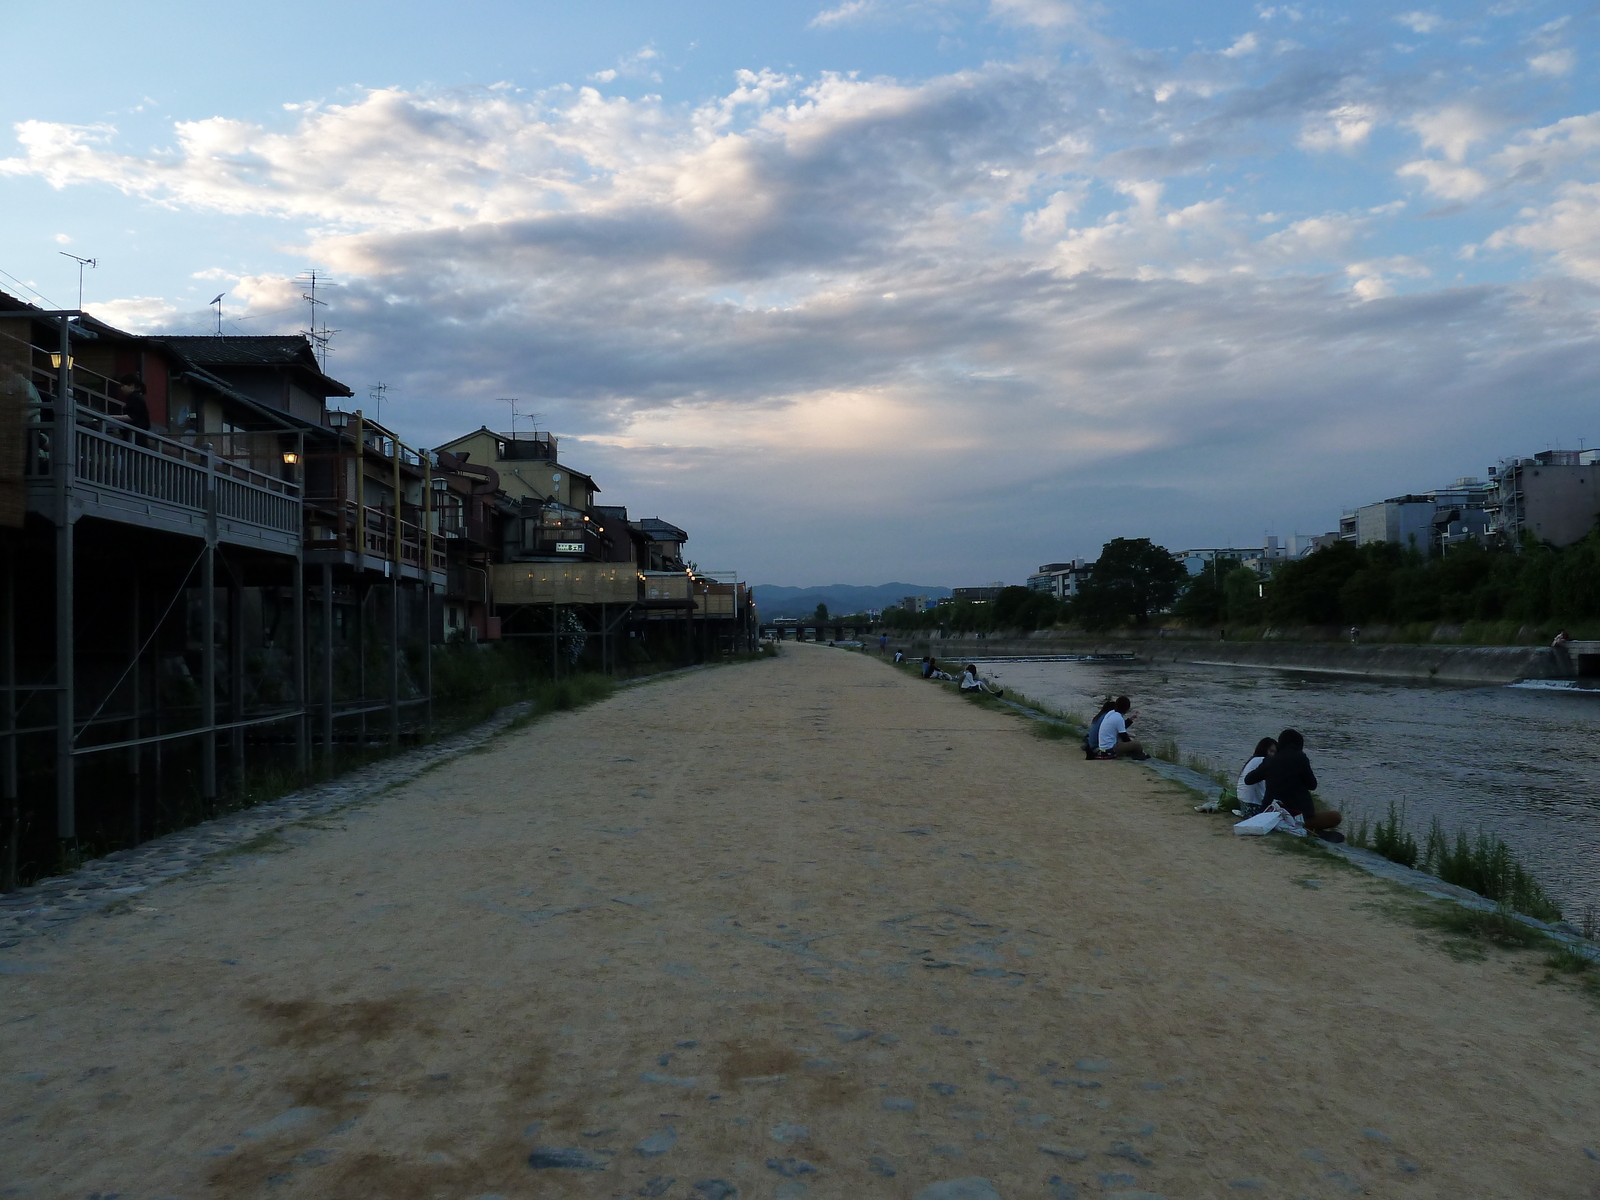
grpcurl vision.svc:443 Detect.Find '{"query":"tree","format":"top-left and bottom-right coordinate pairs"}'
top-left (1222, 566), bottom-right (1264, 625)
top-left (813, 602), bottom-right (830, 625)
top-left (1172, 558), bottom-right (1237, 626)
top-left (995, 585), bottom-right (1060, 631)
top-left (1073, 538), bottom-right (1188, 630)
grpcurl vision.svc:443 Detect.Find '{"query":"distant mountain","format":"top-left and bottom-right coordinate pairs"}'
top-left (749, 582), bottom-right (952, 619)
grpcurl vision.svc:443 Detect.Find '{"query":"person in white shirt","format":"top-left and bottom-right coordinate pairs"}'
top-left (1234, 736), bottom-right (1277, 814)
top-left (1095, 695), bottom-right (1146, 759)
top-left (959, 664), bottom-right (1003, 696)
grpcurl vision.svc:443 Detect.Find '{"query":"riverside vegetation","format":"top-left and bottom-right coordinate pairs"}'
top-left (881, 529), bottom-right (1600, 641)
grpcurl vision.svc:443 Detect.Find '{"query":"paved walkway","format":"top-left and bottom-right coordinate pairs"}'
top-left (2, 645), bottom-right (1596, 1199)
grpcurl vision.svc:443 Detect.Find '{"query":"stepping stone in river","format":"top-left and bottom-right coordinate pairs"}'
top-left (528, 1147), bottom-right (608, 1170)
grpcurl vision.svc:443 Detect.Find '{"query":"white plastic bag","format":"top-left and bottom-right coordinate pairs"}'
top-left (1232, 810), bottom-right (1283, 835)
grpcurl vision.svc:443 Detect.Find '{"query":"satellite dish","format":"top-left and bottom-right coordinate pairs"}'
top-left (552, 473), bottom-right (561, 482)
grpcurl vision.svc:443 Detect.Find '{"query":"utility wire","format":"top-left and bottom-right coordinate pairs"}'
top-left (0, 263), bottom-right (58, 307)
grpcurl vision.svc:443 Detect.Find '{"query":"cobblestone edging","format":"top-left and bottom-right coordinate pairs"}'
top-left (0, 666), bottom-right (711, 951)
top-left (992, 694), bottom-right (1600, 963)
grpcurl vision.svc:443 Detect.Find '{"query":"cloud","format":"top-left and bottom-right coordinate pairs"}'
top-left (1394, 11), bottom-right (1443, 34)
top-left (1397, 158), bottom-right (1490, 200)
top-left (1298, 103), bottom-right (1377, 152)
top-left (8, 23), bottom-right (1600, 578)
top-left (1221, 32), bottom-right (1260, 58)
top-left (810, 0), bottom-right (875, 28)
top-left (988, 0), bottom-right (1079, 30)
top-left (1528, 48), bottom-right (1575, 77)
top-left (1486, 183), bottom-right (1600, 280)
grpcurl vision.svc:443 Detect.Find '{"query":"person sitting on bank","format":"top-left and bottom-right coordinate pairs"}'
top-left (893, 649), bottom-right (905, 664)
top-left (1084, 696), bottom-right (1117, 759)
top-left (959, 663), bottom-right (1003, 696)
top-left (1095, 695), bottom-right (1148, 760)
top-left (921, 655), bottom-right (935, 678)
top-left (1235, 736), bottom-right (1277, 816)
top-left (1241, 727), bottom-right (1343, 840)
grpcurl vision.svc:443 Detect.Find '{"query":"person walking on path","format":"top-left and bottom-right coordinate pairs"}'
top-left (879, 632), bottom-right (889, 654)
top-left (1242, 727), bottom-right (1342, 839)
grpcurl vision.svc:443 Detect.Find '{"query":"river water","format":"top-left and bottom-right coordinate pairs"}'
top-left (975, 658), bottom-right (1600, 915)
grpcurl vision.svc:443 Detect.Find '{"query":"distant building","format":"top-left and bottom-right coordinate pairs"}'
top-left (951, 585), bottom-right (1005, 603)
top-left (1175, 547), bottom-right (1259, 577)
top-left (901, 594), bottom-right (929, 613)
top-left (1026, 561), bottom-right (1093, 599)
top-left (1339, 477), bottom-right (1497, 558)
top-left (1488, 450), bottom-right (1600, 547)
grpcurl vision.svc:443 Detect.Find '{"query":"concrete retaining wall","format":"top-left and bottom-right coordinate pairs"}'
top-left (895, 633), bottom-right (1560, 685)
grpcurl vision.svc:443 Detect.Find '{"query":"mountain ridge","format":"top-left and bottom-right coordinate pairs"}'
top-left (749, 582), bottom-right (952, 618)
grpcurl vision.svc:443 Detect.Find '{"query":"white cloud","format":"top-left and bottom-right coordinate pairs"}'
top-left (1344, 256), bottom-right (1430, 301)
top-left (1528, 49), bottom-right (1575, 77)
top-left (1396, 158), bottom-right (1490, 200)
top-left (989, 0), bottom-right (1079, 30)
top-left (810, 0), bottom-right (874, 28)
top-left (86, 295), bottom-right (181, 330)
top-left (8, 41), bottom-right (1600, 578)
top-left (1221, 32), bottom-right (1260, 57)
top-left (1486, 182), bottom-right (1600, 280)
top-left (53, 232), bottom-right (71, 244)
top-left (1298, 104), bottom-right (1377, 152)
top-left (1408, 104), bottom-right (1501, 163)
top-left (1395, 11), bottom-right (1443, 34)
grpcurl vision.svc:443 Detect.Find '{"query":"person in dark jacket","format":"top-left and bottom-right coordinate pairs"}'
top-left (1242, 727), bottom-right (1342, 840)
top-left (114, 372), bottom-right (151, 432)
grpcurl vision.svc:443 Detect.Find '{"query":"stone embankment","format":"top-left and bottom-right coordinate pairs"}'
top-left (896, 633), bottom-right (1560, 684)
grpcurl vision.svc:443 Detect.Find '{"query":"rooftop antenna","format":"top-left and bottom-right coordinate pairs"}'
top-left (58, 252), bottom-right (97, 310)
top-left (499, 398), bottom-right (522, 439)
top-left (210, 292), bottom-right (226, 336)
top-left (368, 381), bottom-right (388, 423)
top-left (298, 269), bottom-right (337, 370)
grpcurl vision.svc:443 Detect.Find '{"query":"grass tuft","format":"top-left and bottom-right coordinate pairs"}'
top-left (1412, 902), bottom-right (1549, 950)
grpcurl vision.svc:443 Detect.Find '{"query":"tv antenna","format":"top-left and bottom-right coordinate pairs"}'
top-left (210, 292), bottom-right (226, 336)
top-left (298, 269), bottom-right (338, 370)
top-left (500, 398), bottom-right (525, 439)
top-left (59, 252), bottom-right (97, 309)
top-left (368, 382), bottom-right (388, 423)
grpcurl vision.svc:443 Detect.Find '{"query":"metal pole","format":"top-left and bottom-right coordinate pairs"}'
top-left (320, 562), bottom-right (334, 765)
top-left (2, 553), bottom-right (17, 892)
top-left (228, 570), bottom-right (245, 794)
top-left (54, 315), bottom-right (75, 841)
top-left (292, 544), bottom-right (308, 776)
top-left (128, 573), bottom-right (141, 846)
top-left (422, 450), bottom-right (433, 729)
top-left (389, 435), bottom-right (400, 747)
top-left (292, 431), bottom-right (308, 776)
top-left (200, 465), bottom-right (217, 813)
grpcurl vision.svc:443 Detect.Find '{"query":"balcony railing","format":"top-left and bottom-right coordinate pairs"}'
top-left (26, 407), bottom-right (301, 537)
top-left (303, 499), bottom-right (447, 572)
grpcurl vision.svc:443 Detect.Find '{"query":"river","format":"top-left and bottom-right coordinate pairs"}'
top-left (975, 658), bottom-right (1600, 916)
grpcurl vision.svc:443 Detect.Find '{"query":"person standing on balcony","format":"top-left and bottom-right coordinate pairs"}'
top-left (115, 373), bottom-right (151, 433)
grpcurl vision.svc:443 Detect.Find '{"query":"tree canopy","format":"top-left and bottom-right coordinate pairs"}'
top-left (1075, 537), bottom-right (1188, 630)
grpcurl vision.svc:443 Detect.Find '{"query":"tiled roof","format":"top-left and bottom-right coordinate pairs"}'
top-left (160, 336), bottom-right (353, 396)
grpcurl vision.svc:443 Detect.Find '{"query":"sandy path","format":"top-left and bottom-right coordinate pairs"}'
top-left (2, 644), bottom-right (1596, 1200)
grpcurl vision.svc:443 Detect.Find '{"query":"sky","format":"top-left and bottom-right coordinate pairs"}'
top-left (3, 0), bottom-right (1600, 586)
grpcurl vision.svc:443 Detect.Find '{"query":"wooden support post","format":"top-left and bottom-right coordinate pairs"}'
top-left (228, 571), bottom-right (245, 794)
top-left (200, 482), bottom-right (218, 813)
top-left (292, 550), bottom-right (308, 776)
top-left (320, 562), bottom-right (334, 765)
top-left (390, 435), bottom-right (401, 747)
top-left (128, 574), bottom-right (141, 846)
top-left (54, 315), bottom-right (75, 842)
top-left (2, 554), bottom-right (17, 892)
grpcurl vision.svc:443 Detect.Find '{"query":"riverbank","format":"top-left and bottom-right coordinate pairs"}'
top-left (3, 644), bottom-right (1596, 1197)
top-left (891, 632), bottom-right (1560, 684)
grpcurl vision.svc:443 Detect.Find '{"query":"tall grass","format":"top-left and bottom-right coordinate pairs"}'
top-left (1348, 801), bottom-right (1562, 923)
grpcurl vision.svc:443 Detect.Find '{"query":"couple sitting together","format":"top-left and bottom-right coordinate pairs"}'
top-left (1236, 730), bottom-right (1344, 842)
top-left (1085, 696), bottom-right (1150, 761)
